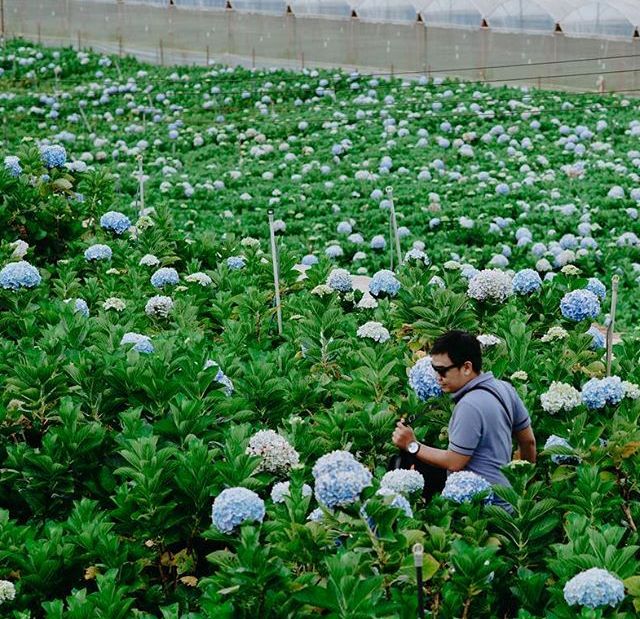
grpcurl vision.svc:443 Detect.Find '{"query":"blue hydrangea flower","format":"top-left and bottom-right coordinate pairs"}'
top-left (270, 481), bottom-right (313, 504)
top-left (337, 221), bottom-right (352, 234)
top-left (314, 465), bottom-right (372, 508)
top-left (586, 277), bottom-right (606, 300)
top-left (369, 269), bottom-right (401, 297)
top-left (404, 248), bottom-right (430, 265)
top-left (84, 244), bottom-right (112, 262)
top-left (563, 568), bottom-right (625, 609)
top-left (325, 245), bottom-right (343, 259)
top-left (150, 267), bottom-right (179, 288)
top-left (4, 155), bottom-right (22, 177)
top-left (326, 268), bottom-right (352, 293)
top-left (74, 298), bottom-right (89, 317)
top-left (120, 332), bottom-right (154, 354)
top-left (40, 144), bottom-right (67, 168)
top-left (495, 183), bottom-right (510, 195)
top-left (544, 435), bottom-right (576, 464)
top-left (312, 450), bottom-right (363, 479)
top-left (374, 487), bottom-right (413, 518)
top-left (211, 487), bottom-right (265, 533)
top-left (581, 376), bottom-right (625, 409)
top-left (442, 471), bottom-right (492, 503)
top-left (0, 261), bottom-right (41, 290)
top-left (307, 507), bottom-right (326, 522)
top-left (409, 356), bottom-right (443, 401)
top-left (512, 269), bottom-right (542, 295)
top-left (380, 469), bottom-right (424, 495)
top-left (560, 290), bottom-right (600, 322)
top-left (100, 211), bottom-right (131, 235)
top-left (301, 254), bottom-right (318, 266)
top-left (226, 256), bottom-right (245, 270)
top-left (370, 235), bottom-right (386, 250)
top-left (587, 326), bottom-right (605, 350)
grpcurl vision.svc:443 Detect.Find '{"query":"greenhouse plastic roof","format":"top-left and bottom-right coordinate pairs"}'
top-left (118, 0), bottom-right (640, 38)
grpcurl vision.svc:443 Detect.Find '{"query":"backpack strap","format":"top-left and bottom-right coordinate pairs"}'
top-left (462, 384), bottom-right (513, 427)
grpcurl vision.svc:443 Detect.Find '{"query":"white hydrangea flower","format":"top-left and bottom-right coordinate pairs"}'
top-left (477, 334), bottom-right (501, 348)
top-left (623, 381), bottom-right (640, 399)
top-left (139, 254), bottom-right (160, 267)
top-left (357, 294), bottom-right (379, 309)
top-left (241, 236), bottom-right (260, 248)
top-left (103, 297), bottom-right (126, 311)
top-left (145, 295), bottom-right (174, 318)
top-left (246, 430), bottom-right (300, 473)
top-left (0, 579), bottom-right (16, 603)
top-left (271, 481), bottom-right (313, 503)
top-left (356, 321), bottom-right (391, 343)
top-left (311, 284), bottom-right (333, 297)
top-left (540, 381), bottom-right (582, 414)
top-left (10, 240), bottom-right (29, 259)
top-left (185, 272), bottom-right (212, 286)
top-left (467, 269), bottom-right (513, 303)
top-left (510, 371), bottom-right (528, 381)
top-left (541, 326), bottom-right (569, 342)
top-left (561, 265), bottom-right (581, 276)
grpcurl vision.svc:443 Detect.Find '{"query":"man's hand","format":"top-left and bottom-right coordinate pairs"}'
top-left (392, 421), bottom-right (416, 451)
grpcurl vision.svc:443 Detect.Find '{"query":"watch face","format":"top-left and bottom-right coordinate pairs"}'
top-left (408, 441), bottom-right (419, 454)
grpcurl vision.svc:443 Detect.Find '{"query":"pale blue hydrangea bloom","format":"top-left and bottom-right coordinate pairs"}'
top-left (4, 155), bottom-right (22, 176)
top-left (226, 256), bottom-right (245, 270)
top-left (211, 487), bottom-right (265, 533)
top-left (120, 332), bottom-right (154, 354)
top-left (563, 568), bottom-right (625, 609)
top-left (460, 264), bottom-right (478, 280)
top-left (369, 269), bottom-right (400, 297)
top-left (314, 465), bottom-right (372, 508)
top-left (409, 356), bottom-right (443, 401)
top-left (586, 277), bottom-right (606, 300)
top-left (312, 450), bottom-right (363, 480)
top-left (442, 471), bottom-right (492, 503)
top-left (301, 254), bottom-right (318, 266)
top-left (495, 183), bottom-right (510, 195)
top-left (0, 261), bottom-right (41, 290)
top-left (74, 298), bottom-right (89, 317)
top-left (204, 360), bottom-right (234, 396)
top-left (337, 221), bottom-right (352, 234)
top-left (544, 435), bottom-right (575, 464)
top-left (512, 269), bottom-right (542, 295)
top-left (404, 248), bottom-right (430, 265)
top-left (325, 244), bottom-right (343, 258)
top-left (41, 144), bottom-right (67, 168)
top-left (84, 244), bottom-right (112, 261)
top-left (307, 507), bottom-right (325, 522)
top-left (150, 267), bottom-right (179, 288)
top-left (270, 481), bottom-right (313, 504)
top-left (581, 376), bottom-right (625, 409)
top-left (326, 268), bottom-right (352, 292)
top-left (560, 290), bottom-right (600, 322)
top-left (587, 326), bottom-right (605, 350)
top-left (370, 235), bottom-right (386, 250)
top-left (100, 211), bottom-right (131, 235)
top-left (374, 487), bottom-right (413, 517)
top-left (380, 469), bottom-right (424, 495)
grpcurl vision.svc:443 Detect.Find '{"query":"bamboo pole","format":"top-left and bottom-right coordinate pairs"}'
top-left (268, 210), bottom-right (283, 336)
top-left (606, 275), bottom-right (619, 376)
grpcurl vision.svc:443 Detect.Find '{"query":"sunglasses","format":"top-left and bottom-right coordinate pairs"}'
top-left (431, 363), bottom-right (459, 377)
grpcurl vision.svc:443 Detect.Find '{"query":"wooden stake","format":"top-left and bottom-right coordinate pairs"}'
top-left (137, 155), bottom-right (145, 217)
top-left (386, 186), bottom-right (402, 269)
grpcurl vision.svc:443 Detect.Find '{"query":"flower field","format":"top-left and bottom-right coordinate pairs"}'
top-left (3, 40), bottom-right (640, 617)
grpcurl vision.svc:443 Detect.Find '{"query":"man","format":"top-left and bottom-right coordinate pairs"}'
top-left (392, 330), bottom-right (536, 502)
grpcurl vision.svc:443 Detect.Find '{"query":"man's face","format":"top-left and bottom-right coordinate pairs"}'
top-left (431, 353), bottom-right (474, 393)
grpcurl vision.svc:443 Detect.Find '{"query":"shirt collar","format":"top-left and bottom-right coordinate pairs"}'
top-left (451, 371), bottom-right (494, 403)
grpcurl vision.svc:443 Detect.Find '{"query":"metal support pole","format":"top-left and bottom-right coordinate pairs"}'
top-left (387, 186), bottom-right (402, 269)
top-left (413, 543), bottom-right (425, 619)
top-left (606, 275), bottom-right (619, 376)
top-left (137, 155), bottom-right (145, 217)
top-left (268, 210), bottom-right (283, 336)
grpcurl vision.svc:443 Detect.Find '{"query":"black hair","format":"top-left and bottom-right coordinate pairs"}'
top-left (430, 330), bottom-right (482, 372)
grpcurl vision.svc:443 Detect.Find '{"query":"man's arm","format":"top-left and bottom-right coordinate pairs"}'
top-left (414, 444), bottom-right (471, 472)
top-left (514, 425), bottom-right (537, 463)
top-left (392, 421), bottom-right (471, 471)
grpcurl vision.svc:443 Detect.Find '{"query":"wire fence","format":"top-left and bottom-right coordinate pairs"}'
top-left (4, 0), bottom-right (640, 93)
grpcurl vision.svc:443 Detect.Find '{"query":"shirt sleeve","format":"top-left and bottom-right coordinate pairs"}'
top-left (448, 402), bottom-right (483, 456)
top-left (511, 387), bottom-right (531, 432)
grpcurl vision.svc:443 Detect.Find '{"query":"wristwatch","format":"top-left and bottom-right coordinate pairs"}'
top-left (406, 441), bottom-right (420, 455)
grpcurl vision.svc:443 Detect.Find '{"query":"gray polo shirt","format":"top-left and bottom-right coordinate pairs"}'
top-left (448, 372), bottom-right (531, 487)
